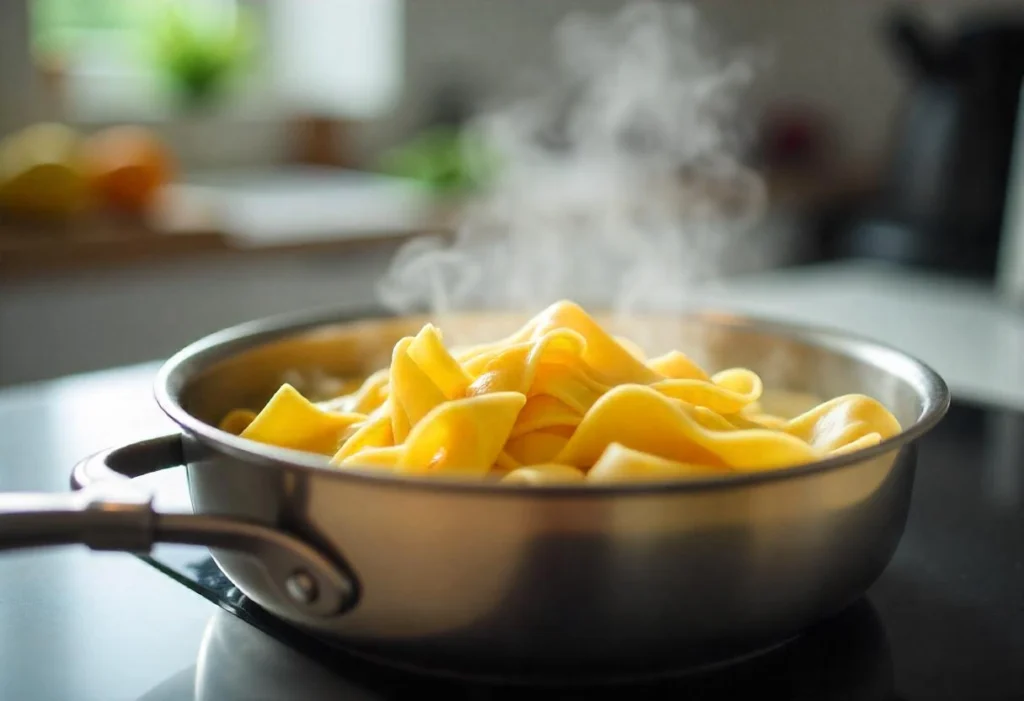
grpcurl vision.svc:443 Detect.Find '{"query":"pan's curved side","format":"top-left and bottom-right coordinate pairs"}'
top-left (171, 308), bottom-right (940, 676)
top-left (184, 431), bottom-right (916, 676)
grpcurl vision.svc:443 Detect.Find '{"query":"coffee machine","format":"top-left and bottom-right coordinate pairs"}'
top-left (838, 7), bottom-right (1024, 280)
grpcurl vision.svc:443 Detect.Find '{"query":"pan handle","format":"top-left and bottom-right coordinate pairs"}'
top-left (0, 434), bottom-right (358, 618)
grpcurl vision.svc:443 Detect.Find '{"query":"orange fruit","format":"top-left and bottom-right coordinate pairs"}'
top-left (83, 126), bottom-right (175, 213)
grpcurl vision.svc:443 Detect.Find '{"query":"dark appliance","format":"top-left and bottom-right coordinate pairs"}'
top-left (839, 8), bottom-right (1024, 277)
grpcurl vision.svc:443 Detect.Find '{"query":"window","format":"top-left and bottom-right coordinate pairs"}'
top-left (269, 0), bottom-right (404, 119)
top-left (33, 0), bottom-right (158, 62)
top-left (31, 0), bottom-right (263, 119)
top-left (30, 0), bottom-right (403, 121)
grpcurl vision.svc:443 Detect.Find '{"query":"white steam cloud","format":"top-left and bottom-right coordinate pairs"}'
top-left (376, 0), bottom-right (766, 317)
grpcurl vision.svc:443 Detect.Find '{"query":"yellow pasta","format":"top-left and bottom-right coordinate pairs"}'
top-left (236, 384), bottom-right (366, 456)
top-left (220, 301), bottom-right (903, 484)
top-left (220, 408), bottom-right (258, 436)
top-left (397, 392), bottom-right (526, 477)
top-left (588, 444), bottom-right (726, 483)
top-left (502, 464), bottom-right (587, 485)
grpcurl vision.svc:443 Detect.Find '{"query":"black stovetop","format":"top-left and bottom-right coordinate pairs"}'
top-left (142, 399), bottom-right (1024, 700)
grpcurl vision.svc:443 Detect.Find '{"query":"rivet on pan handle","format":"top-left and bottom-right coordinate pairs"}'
top-left (0, 434), bottom-right (359, 619)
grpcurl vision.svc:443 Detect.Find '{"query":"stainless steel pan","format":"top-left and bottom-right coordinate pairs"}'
top-left (0, 308), bottom-right (949, 679)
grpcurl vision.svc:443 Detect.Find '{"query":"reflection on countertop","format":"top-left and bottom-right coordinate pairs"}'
top-left (134, 599), bottom-right (893, 701)
top-left (0, 364), bottom-right (213, 701)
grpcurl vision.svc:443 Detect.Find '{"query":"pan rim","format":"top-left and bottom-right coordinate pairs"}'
top-left (154, 304), bottom-right (950, 497)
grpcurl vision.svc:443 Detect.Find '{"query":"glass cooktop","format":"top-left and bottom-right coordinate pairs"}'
top-left (140, 399), bottom-right (1024, 700)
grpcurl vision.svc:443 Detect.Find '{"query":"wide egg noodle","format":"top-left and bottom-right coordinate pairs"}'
top-left (398, 392), bottom-right (526, 477)
top-left (225, 300), bottom-right (903, 485)
top-left (646, 350), bottom-right (710, 382)
top-left (555, 384), bottom-right (820, 472)
top-left (525, 302), bottom-right (660, 386)
top-left (329, 411), bottom-right (394, 465)
top-left (502, 464), bottom-right (587, 485)
top-left (503, 430), bottom-right (572, 466)
top-left (588, 443), bottom-right (728, 483)
top-left (406, 324), bottom-right (472, 399)
top-left (509, 395), bottom-right (582, 438)
top-left (651, 367), bottom-right (763, 416)
top-left (234, 384), bottom-right (366, 456)
top-left (783, 394), bottom-right (901, 451)
top-left (337, 445), bottom-right (404, 469)
top-left (465, 329), bottom-right (587, 397)
top-left (388, 336), bottom-right (447, 443)
top-left (219, 408), bottom-right (257, 435)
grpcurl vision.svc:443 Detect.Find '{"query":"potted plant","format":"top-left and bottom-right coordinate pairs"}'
top-left (149, 1), bottom-right (255, 113)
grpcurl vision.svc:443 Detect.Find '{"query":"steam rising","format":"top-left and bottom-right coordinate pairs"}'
top-left (376, 1), bottom-right (766, 317)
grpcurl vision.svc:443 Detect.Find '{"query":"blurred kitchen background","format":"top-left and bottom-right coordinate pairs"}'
top-left (2, 0), bottom-right (1024, 387)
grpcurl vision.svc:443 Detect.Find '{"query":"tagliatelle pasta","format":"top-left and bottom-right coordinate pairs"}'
top-left (220, 301), bottom-right (902, 485)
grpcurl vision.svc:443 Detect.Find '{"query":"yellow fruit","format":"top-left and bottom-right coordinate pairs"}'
top-left (0, 123), bottom-right (90, 219)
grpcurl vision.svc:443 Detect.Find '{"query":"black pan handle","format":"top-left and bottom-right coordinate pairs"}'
top-left (0, 434), bottom-right (358, 618)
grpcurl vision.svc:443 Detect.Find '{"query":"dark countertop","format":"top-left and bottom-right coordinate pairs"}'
top-left (0, 364), bottom-right (216, 701)
top-left (0, 362), bottom-right (1021, 701)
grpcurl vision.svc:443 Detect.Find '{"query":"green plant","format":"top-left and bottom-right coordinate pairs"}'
top-left (149, 2), bottom-right (255, 111)
top-left (377, 126), bottom-right (500, 194)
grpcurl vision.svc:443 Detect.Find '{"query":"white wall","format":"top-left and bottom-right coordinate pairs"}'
top-left (326, 0), bottom-right (1024, 170)
top-left (0, 0), bottom-right (47, 137)
top-left (2, 0), bottom-right (1022, 386)
top-left (700, 0), bottom-right (1024, 166)
top-left (5, 0), bottom-right (1021, 171)
top-left (371, 0), bottom-right (1022, 169)
top-left (257, 0), bottom-right (1024, 169)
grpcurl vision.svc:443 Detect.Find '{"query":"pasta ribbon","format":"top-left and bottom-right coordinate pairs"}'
top-left (398, 392), bottom-right (526, 477)
top-left (220, 408), bottom-right (257, 435)
top-left (337, 445), bottom-right (403, 469)
top-left (389, 337), bottom-right (447, 443)
top-left (502, 464), bottom-right (587, 485)
top-left (784, 394), bottom-right (901, 451)
top-left (232, 384), bottom-right (365, 456)
top-left (525, 301), bottom-right (660, 386)
top-left (556, 385), bottom-right (819, 471)
top-left (646, 350), bottom-right (710, 381)
top-left (407, 324), bottom-right (471, 399)
top-left (588, 444), bottom-right (727, 483)
top-left (504, 430), bottom-right (571, 466)
top-left (329, 412), bottom-right (394, 465)
top-left (509, 395), bottom-right (582, 437)
top-left (319, 368), bottom-right (389, 414)
top-left (465, 329), bottom-right (587, 397)
top-left (651, 368), bottom-right (763, 415)
top-left (224, 300), bottom-right (903, 485)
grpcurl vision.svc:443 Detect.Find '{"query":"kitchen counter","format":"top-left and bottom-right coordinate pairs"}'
top-left (0, 260), bottom-right (1021, 700)
top-left (0, 167), bottom-right (450, 280)
top-left (0, 167), bottom-right (453, 387)
top-left (0, 215), bottom-right (435, 280)
top-left (0, 164), bottom-right (868, 282)
top-left (0, 366), bottom-right (213, 701)
top-left (701, 260), bottom-right (1024, 411)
